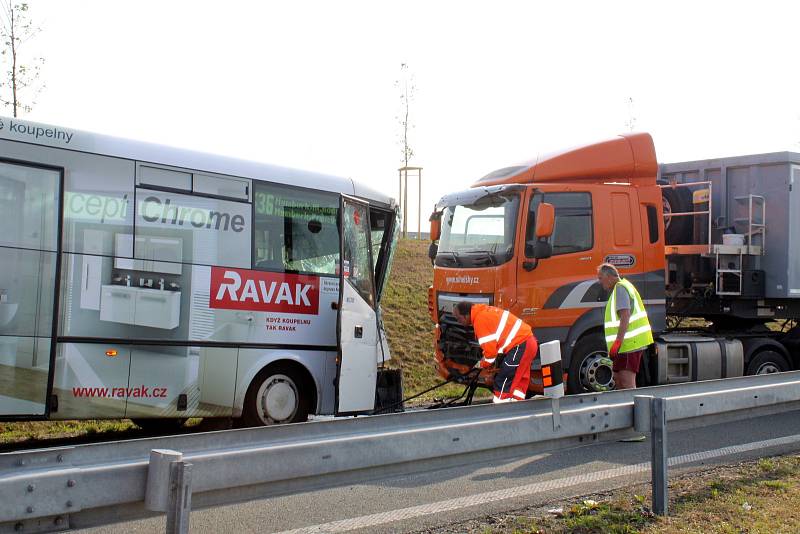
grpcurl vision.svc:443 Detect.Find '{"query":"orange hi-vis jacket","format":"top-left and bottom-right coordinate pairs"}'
top-left (470, 304), bottom-right (533, 367)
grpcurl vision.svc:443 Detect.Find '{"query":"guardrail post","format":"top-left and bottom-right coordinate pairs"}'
top-left (550, 397), bottom-right (561, 430)
top-left (651, 396), bottom-right (668, 516)
top-left (166, 461), bottom-right (192, 534)
top-left (146, 449), bottom-right (183, 512)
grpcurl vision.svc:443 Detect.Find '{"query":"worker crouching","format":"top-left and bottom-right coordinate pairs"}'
top-left (452, 302), bottom-right (538, 402)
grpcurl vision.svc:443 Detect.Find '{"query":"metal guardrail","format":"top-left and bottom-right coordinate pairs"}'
top-left (3, 371), bottom-right (800, 533)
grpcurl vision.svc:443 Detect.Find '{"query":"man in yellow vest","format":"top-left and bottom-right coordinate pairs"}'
top-left (597, 263), bottom-right (654, 390)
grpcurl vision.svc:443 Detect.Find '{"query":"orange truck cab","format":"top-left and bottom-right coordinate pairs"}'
top-left (429, 133), bottom-right (666, 394)
top-left (429, 133), bottom-right (800, 395)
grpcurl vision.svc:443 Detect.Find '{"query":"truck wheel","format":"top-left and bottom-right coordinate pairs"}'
top-left (568, 333), bottom-right (615, 393)
top-left (745, 350), bottom-right (790, 375)
top-left (662, 186), bottom-right (693, 245)
top-left (242, 365), bottom-right (310, 426)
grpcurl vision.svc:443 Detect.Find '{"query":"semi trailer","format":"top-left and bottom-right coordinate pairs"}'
top-left (428, 133), bottom-right (800, 394)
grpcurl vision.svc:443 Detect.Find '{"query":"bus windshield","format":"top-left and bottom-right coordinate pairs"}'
top-left (436, 191), bottom-right (520, 268)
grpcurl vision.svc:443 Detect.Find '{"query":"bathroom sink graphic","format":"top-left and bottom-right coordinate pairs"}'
top-left (0, 302), bottom-right (18, 327)
top-left (211, 321), bottom-right (255, 343)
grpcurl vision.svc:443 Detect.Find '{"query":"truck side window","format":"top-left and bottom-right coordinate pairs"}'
top-left (646, 205), bottom-right (659, 244)
top-left (526, 192), bottom-right (593, 256)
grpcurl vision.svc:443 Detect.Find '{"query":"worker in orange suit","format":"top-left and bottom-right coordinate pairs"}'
top-left (452, 302), bottom-right (539, 402)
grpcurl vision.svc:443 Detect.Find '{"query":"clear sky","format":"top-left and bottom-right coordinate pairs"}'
top-left (7, 0), bottom-right (800, 231)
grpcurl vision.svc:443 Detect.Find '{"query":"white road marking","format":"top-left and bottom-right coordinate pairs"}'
top-left (277, 433), bottom-right (800, 533)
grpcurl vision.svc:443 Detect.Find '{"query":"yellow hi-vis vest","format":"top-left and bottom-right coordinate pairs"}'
top-left (604, 278), bottom-right (654, 352)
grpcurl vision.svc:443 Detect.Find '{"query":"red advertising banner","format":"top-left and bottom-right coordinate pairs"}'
top-left (210, 267), bottom-right (320, 315)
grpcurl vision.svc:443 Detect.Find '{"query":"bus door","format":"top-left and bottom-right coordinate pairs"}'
top-left (0, 160), bottom-right (61, 417)
top-left (335, 196), bottom-right (378, 414)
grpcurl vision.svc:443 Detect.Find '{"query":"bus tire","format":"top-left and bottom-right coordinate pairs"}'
top-left (567, 332), bottom-right (615, 394)
top-left (745, 350), bottom-right (791, 375)
top-left (242, 364), bottom-right (311, 426)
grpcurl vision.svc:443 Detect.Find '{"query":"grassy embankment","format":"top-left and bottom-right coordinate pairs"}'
top-left (381, 238), bottom-right (472, 401)
top-left (0, 238), bottom-right (453, 445)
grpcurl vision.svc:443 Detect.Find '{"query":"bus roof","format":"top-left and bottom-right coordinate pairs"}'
top-left (0, 115), bottom-right (393, 206)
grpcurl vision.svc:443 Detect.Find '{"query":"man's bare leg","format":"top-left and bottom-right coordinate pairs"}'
top-left (613, 370), bottom-right (637, 390)
top-left (614, 369), bottom-right (645, 441)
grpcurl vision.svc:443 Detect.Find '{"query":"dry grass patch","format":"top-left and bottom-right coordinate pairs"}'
top-left (421, 454), bottom-right (800, 534)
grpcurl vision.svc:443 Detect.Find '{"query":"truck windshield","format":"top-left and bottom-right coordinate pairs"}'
top-left (436, 192), bottom-right (520, 268)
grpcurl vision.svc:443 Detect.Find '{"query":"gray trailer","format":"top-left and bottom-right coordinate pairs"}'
top-left (649, 151), bottom-right (800, 382)
top-left (659, 151), bottom-right (800, 320)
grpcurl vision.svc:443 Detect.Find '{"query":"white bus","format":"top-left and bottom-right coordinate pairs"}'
top-left (0, 116), bottom-right (400, 427)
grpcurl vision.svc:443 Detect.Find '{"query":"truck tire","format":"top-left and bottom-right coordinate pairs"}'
top-left (568, 333), bottom-right (615, 393)
top-left (242, 364), bottom-right (311, 426)
top-left (661, 186), bottom-right (693, 245)
top-left (745, 350), bottom-right (791, 375)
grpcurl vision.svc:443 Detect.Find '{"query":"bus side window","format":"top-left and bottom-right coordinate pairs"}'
top-left (253, 183), bottom-right (340, 275)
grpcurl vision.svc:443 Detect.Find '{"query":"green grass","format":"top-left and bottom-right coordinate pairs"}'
top-left (0, 419), bottom-right (137, 447)
top-left (381, 238), bottom-right (436, 394)
top-left (382, 238), bottom-right (480, 402)
top-left (381, 239), bottom-right (490, 401)
top-left (757, 457), bottom-right (775, 471)
top-left (563, 499), bottom-right (651, 533)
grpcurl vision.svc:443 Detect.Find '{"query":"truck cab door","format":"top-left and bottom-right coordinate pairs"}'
top-left (335, 196), bottom-right (379, 415)
top-left (516, 189), bottom-right (600, 336)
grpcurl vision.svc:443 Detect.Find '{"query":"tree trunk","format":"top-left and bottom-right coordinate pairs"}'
top-left (9, 5), bottom-right (18, 117)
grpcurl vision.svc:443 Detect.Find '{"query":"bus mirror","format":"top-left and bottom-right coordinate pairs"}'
top-left (429, 212), bottom-right (442, 241)
top-left (535, 203), bottom-right (555, 238)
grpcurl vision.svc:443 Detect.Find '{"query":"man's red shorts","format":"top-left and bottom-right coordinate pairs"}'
top-left (612, 350), bottom-right (643, 373)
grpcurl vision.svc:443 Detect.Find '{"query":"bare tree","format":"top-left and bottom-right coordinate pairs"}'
top-left (0, 1), bottom-right (44, 117)
top-left (624, 96), bottom-right (636, 132)
top-left (395, 63), bottom-right (416, 167)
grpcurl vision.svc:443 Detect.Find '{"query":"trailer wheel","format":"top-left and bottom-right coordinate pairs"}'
top-left (568, 333), bottom-right (615, 393)
top-left (242, 364), bottom-right (311, 426)
top-left (745, 350), bottom-right (790, 375)
top-left (662, 186), bottom-right (693, 245)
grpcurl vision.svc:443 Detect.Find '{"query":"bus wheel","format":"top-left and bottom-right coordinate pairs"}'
top-left (242, 365), bottom-right (310, 426)
top-left (567, 333), bottom-right (615, 393)
top-left (746, 350), bottom-right (790, 375)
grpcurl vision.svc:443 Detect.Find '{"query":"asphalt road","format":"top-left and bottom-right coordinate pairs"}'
top-left (78, 409), bottom-right (800, 534)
